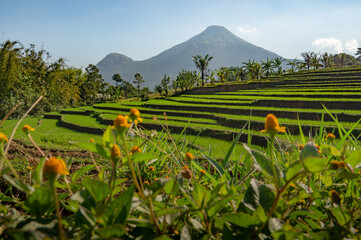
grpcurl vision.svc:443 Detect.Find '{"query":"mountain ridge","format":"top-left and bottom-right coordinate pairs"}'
top-left (96, 25), bottom-right (282, 88)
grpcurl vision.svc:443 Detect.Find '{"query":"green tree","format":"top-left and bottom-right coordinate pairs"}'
top-left (133, 73), bottom-right (145, 98)
top-left (272, 57), bottom-right (284, 75)
top-left (161, 75), bottom-right (170, 96)
top-left (216, 67), bottom-right (229, 83)
top-left (356, 48), bottom-right (361, 61)
top-left (192, 54), bottom-right (213, 87)
top-left (286, 58), bottom-right (298, 73)
top-left (175, 70), bottom-right (197, 91)
top-left (79, 64), bottom-right (106, 105)
top-left (261, 58), bottom-right (274, 77)
top-left (112, 73), bottom-right (123, 87)
top-left (301, 51), bottom-right (314, 70)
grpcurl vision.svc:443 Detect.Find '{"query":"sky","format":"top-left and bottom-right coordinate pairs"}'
top-left (1, 0), bottom-right (360, 68)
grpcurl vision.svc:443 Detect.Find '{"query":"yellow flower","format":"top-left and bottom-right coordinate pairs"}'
top-left (148, 166), bottom-right (155, 172)
top-left (261, 114), bottom-right (286, 138)
top-left (90, 139), bottom-right (94, 143)
top-left (144, 180), bottom-right (150, 186)
top-left (330, 190), bottom-right (341, 204)
top-left (130, 145), bottom-right (141, 155)
top-left (185, 152), bottom-right (194, 161)
top-left (113, 115), bottom-right (131, 131)
top-left (111, 144), bottom-right (121, 161)
top-left (182, 166), bottom-right (189, 170)
top-left (22, 124), bottom-right (35, 134)
top-left (0, 132), bottom-right (8, 143)
top-left (325, 133), bottom-right (336, 141)
top-left (129, 108), bottom-right (143, 125)
top-left (200, 170), bottom-right (206, 176)
top-left (43, 156), bottom-right (69, 175)
top-left (298, 144), bottom-right (304, 151)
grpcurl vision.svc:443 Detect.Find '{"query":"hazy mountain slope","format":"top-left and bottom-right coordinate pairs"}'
top-left (97, 25), bottom-right (282, 88)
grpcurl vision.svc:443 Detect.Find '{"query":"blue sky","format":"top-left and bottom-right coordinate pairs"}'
top-left (1, 0), bottom-right (360, 68)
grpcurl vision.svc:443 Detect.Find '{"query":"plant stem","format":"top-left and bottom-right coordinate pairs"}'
top-left (51, 176), bottom-right (66, 240)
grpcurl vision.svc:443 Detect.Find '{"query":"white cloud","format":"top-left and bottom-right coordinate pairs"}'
top-left (344, 39), bottom-right (359, 53)
top-left (238, 24), bottom-right (258, 33)
top-left (312, 37), bottom-right (343, 53)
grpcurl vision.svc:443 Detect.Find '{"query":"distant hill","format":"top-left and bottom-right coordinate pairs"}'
top-left (96, 25), bottom-right (282, 88)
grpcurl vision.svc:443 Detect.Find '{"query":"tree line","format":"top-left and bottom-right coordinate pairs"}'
top-left (0, 40), bottom-right (124, 118)
top-left (152, 50), bottom-right (361, 96)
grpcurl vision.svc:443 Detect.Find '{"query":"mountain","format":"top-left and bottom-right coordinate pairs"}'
top-left (96, 25), bottom-right (282, 88)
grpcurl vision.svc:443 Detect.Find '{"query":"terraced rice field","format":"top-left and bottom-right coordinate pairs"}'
top-left (41, 67), bottom-right (361, 148)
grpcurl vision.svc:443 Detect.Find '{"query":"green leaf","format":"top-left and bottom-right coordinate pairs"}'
top-left (131, 152), bottom-right (157, 164)
top-left (24, 186), bottom-right (53, 217)
top-left (243, 144), bottom-right (282, 181)
top-left (303, 157), bottom-right (328, 173)
top-left (243, 179), bottom-right (275, 212)
top-left (331, 207), bottom-right (351, 226)
top-left (222, 123), bottom-right (247, 168)
top-left (102, 125), bottom-right (113, 149)
top-left (2, 175), bottom-right (34, 194)
top-left (337, 170), bottom-right (359, 179)
top-left (345, 150), bottom-right (361, 168)
top-left (71, 164), bottom-right (95, 182)
top-left (193, 182), bottom-right (206, 207)
top-left (203, 153), bottom-right (230, 179)
top-left (325, 145), bottom-right (342, 158)
top-left (82, 177), bottom-right (110, 203)
top-left (95, 224), bottom-right (125, 238)
top-left (32, 157), bottom-right (46, 185)
top-left (76, 142), bottom-right (110, 160)
top-left (191, 160), bottom-right (216, 182)
top-left (164, 178), bottom-right (179, 196)
top-left (300, 141), bottom-right (320, 161)
top-left (103, 185), bottom-right (135, 224)
top-left (222, 212), bottom-right (261, 228)
top-left (285, 160), bottom-right (303, 181)
top-left (208, 195), bottom-right (237, 218)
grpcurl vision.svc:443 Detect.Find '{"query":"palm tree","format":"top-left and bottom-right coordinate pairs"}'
top-left (311, 53), bottom-right (323, 69)
top-left (287, 58), bottom-right (298, 73)
top-left (243, 60), bottom-right (262, 79)
top-left (261, 58), bottom-right (274, 77)
top-left (192, 54), bottom-right (213, 87)
top-left (272, 57), bottom-right (284, 75)
top-left (321, 52), bottom-right (331, 68)
top-left (301, 51), bottom-right (314, 70)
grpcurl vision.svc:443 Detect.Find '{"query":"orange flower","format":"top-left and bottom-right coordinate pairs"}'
top-left (338, 161), bottom-right (346, 169)
top-left (144, 180), bottom-right (150, 186)
top-left (111, 144), bottom-right (121, 161)
top-left (182, 166), bottom-right (189, 170)
top-left (43, 156), bottom-right (69, 175)
top-left (181, 167), bottom-right (192, 180)
top-left (325, 133), bottom-right (336, 141)
top-left (185, 152), bottom-right (194, 161)
top-left (0, 132), bottom-right (8, 143)
top-left (22, 124), bottom-right (35, 134)
top-left (129, 108), bottom-right (143, 125)
top-left (329, 160), bottom-right (340, 170)
top-left (330, 190), bottom-right (341, 204)
top-left (298, 144), bottom-right (304, 151)
top-left (148, 166), bottom-right (155, 172)
top-left (261, 114), bottom-right (286, 138)
top-left (113, 115), bottom-right (131, 131)
top-left (90, 139), bottom-right (94, 143)
top-left (130, 146), bottom-right (141, 155)
top-left (200, 170), bottom-right (206, 176)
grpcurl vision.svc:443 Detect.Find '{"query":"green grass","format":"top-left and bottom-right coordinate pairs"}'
top-left (1, 118), bottom-right (103, 150)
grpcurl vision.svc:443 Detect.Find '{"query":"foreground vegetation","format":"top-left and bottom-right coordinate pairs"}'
top-left (1, 108), bottom-right (361, 239)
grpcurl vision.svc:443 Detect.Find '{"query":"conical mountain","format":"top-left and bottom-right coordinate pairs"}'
top-left (97, 25), bottom-right (281, 88)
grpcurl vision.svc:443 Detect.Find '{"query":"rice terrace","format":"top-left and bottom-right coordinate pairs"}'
top-left (2, 1), bottom-right (361, 239)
